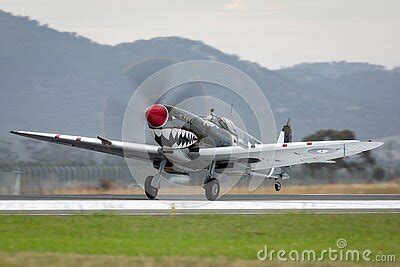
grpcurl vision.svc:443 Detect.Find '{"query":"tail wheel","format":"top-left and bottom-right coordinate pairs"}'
top-left (274, 181), bottom-right (281, 192)
top-left (144, 176), bottom-right (158, 199)
top-left (204, 178), bottom-right (220, 201)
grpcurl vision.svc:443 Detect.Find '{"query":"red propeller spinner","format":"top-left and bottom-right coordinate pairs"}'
top-left (145, 104), bottom-right (168, 128)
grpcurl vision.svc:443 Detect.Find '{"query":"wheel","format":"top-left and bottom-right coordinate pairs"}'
top-left (144, 176), bottom-right (158, 199)
top-left (204, 178), bottom-right (220, 201)
top-left (274, 181), bottom-right (281, 192)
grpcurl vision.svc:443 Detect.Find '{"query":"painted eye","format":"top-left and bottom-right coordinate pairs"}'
top-left (145, 104), bottom-right (168, 128)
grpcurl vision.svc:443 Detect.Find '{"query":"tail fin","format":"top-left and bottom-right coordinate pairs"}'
top-left (277, 118), bottom-right (292, 143)
top-left (277, 118), bottom-right (292, 179)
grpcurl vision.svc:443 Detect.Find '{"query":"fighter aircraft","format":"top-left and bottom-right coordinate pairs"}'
top-left (10, 104), bottom-right (383, 200)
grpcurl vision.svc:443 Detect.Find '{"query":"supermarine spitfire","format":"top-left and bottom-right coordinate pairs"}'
top-left (11, 104), bottom-right (383, 200)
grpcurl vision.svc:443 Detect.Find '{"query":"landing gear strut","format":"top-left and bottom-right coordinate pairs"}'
top-left (144, 160), bottom-right (166, 200)
top-left (203, 161), bottom-right (220, 201)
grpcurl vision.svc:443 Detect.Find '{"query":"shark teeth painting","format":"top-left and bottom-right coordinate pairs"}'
top-left (153, 128), bottom-right (198, 149)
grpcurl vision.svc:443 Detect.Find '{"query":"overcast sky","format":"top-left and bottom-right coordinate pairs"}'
top-left (1, 0), bottom-right (399, 69)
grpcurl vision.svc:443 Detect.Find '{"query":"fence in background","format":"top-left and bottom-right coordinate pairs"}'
top-left (0, 165), bottom-right (135, 194)
top-left (0, 164), bottom-right (398, 195)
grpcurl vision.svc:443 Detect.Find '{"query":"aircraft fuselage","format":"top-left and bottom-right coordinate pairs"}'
top-left (145, 104), bottom-right (259, 174)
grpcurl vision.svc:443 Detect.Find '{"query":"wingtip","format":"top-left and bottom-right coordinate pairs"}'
top-left (366, 140), bottom-right (384, 149)
top-left (376, 141), bottom-right (384, 147)
top-left (10, 130), bottom-right (28, 136)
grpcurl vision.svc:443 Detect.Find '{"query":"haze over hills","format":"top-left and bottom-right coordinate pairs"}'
top-left (1, 10), bottom-right (399, 148)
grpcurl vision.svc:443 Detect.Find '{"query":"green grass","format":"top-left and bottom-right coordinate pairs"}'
top-left (0, 213), bottom-right (398, 265)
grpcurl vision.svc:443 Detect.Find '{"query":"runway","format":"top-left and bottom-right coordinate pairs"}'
top-left (0, 194), bottom-right (399, 214)
top-left (1, 194), bottom-right (400, 200)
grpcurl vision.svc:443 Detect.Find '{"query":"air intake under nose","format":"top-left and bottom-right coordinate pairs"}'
top-left (145, 104), bottom-right (168, 128)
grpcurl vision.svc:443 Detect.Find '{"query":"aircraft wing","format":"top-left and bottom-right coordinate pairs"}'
top-left (198, 140), bottom-right (383, 168)
top-left (10, 130), bottom-right (162, 161)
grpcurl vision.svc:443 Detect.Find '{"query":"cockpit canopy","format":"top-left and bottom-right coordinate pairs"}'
top-left (205, 115), bottom-right (237, 135)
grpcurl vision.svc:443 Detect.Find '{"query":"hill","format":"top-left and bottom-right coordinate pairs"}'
top-left (1, 10), bottom-right (399, 150)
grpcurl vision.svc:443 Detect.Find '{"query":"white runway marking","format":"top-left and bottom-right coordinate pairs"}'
top-left (0, 200), bottom-right (399, 214)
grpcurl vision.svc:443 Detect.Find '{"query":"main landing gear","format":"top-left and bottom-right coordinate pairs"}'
top-left (204, 177), bottom-right (220, 201)
top-left (144, 160), bottom-right (166, 200)
top-left (144, 160), bottom-right (222, 201)
top-left (145, 176), bottom-right (158, 199)
top-left (203, 161), bottom-right (220, 201)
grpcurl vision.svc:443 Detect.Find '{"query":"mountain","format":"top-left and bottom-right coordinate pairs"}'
top-left (1, 9), bottom-right (399, 152)
top-left (278, 62), bottom-right (387, 79)
top-left (276, 62), bottom-right (400, 138)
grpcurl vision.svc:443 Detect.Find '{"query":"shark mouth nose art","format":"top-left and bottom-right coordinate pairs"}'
top-left (153, 128), bottom-right (198, 148)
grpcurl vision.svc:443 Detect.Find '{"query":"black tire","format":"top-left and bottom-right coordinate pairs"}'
top-left (204, 178), bottom-right (220, 201)
top-left (274, 181), bottom-right (281, 192)
top-left (144, 176), bottom-right (158, 200)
